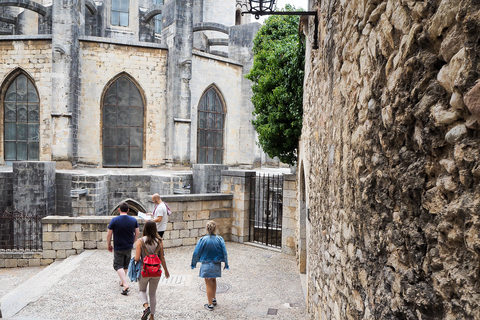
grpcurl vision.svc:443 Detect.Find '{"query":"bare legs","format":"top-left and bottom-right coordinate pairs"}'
top-left (117, 268), bottom-right (129, 291)
top-left (204, 278), bottom-right (217, 305)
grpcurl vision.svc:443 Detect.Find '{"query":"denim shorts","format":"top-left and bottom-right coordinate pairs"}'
top-left (199, 261), bottom-right (221, 278)
top-left (113, 249), bottom-right (131, 271)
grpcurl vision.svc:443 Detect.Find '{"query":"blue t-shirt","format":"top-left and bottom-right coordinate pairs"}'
top-left (108, 215), bottom-right (139, 251)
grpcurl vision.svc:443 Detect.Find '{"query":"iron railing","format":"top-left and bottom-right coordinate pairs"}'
top-left (0, 208), bottom-right (45, 251)
top-left (249, 173), bottom-right (283, 248)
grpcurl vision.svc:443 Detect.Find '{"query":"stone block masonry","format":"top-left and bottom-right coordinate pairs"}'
top-left (300, 0), bottom-right (480, 319)
top-left (281, 174), bottom-right (296, 255)
top-left (13, 162), bottom-right (56, 215)
top-left (0, 193), bottom-right (233, 268)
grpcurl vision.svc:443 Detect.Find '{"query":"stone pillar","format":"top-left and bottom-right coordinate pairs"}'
top-left (51, 0), bottom-right (84, 165)
top-left (281, 173), bottom-right (297, 255)
top-left (162, 0), bottom-right (193, 165)
top-left (193, 164), bottom-right (229, 193)
top-left (221, 170), bottom-right (255, 243)
top-left (13, 161), bottom-right (56, 215)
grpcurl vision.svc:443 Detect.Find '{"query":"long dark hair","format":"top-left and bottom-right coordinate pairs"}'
top-left (143, 220), bottom-right (162, 245)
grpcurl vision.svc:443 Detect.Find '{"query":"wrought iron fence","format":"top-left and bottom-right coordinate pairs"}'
top-left (0, 208), bottom-right (45, 251)
top-left (249, 173), bottom-right (283, 248)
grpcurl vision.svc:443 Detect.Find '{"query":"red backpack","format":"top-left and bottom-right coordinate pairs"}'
top-left (140, 239), bottom-right (162, 277)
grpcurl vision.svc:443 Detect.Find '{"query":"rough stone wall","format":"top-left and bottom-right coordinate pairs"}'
top-left (300, 0), bottom-right (480, 319)
top-left (78, 40), bottom-right (168, 167)
top-left (0, 39), bottom-right (53, 163)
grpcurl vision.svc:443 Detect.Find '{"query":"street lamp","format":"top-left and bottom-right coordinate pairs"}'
top-left (242, 0), bottom-right (319, 49)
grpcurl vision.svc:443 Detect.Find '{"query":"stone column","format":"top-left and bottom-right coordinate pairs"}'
top-left (221, 170), bottom-right (255, 243)
top-left (281, 173), bottom-right (297, 255)
top-left (162, 0), bottom-right (193, 165)
top-left (13, 161), bottom-right (56, 215)
top-left (51, 0), bottom-right (84, 166)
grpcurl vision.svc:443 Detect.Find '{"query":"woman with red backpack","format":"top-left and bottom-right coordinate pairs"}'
top-left (134, 220), bottom-right (170, 320)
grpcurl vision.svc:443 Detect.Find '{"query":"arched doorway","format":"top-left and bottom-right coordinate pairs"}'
top-left (102, 75), bottom-right (144, 168)
top-left (110, 198), bottom-right (146, 216)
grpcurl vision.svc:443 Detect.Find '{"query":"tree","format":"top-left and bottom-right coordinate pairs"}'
top-left (246, 5), bottom-right (305, 166)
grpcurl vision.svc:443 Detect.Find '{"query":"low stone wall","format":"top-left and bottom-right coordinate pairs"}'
top-left (0, 193), bottom-right (233, 268)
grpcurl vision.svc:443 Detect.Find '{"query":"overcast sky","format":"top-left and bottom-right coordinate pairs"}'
top-left (255, 0), bottom-right (310, 23)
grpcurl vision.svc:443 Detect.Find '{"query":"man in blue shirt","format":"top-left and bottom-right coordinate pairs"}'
top-left (107, 202), bottom-right (139, 295)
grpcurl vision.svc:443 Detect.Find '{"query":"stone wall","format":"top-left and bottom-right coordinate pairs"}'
top-left (192, 164), bottom-right (229, 193)
top-left (300, 0), bottom-right (480, 319)
top-left (0, 38), bottom-right (53, 164)
top-left (281, 173), bottom-right (296, 255)
top-left (221, 170), bottom-right (255, 243)
top-left (78, 39), bottom-right (168, 167)
top-left (191, 52), bottom-right (262, 166)
top-left (0, 193), bottom-right (232, 268)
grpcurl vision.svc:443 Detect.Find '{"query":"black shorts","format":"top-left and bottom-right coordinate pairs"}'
top-left (113, 249), bottom-right (131, 271)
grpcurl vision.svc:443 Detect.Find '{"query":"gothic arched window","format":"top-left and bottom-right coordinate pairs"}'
top-left (103, 76), bottom-right (144, 167)
top-left (197, 87), bottom-right (225, 164)
top-left (4, 74), bottom-right (40, 162)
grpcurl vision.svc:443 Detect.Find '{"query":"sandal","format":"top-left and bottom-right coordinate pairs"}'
top-left (121, 287), bottom-right (130, 295)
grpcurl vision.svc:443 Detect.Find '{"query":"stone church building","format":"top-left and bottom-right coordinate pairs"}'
top-left (0, 0), bottom-right (267, 168)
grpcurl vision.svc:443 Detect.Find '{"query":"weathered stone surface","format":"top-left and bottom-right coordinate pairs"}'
top-left (464, 81), bottom-right (480, 122)
top-left (431, 104), bottom-right (460, 126)
top-left (437, 48), bottom-right (466, 94)
top-left (439, 24), bottom-right (465, 62)
top-left (445, 124), bottom-right (467, 144)
top-left (300, 0), bottom-right (480, 318)
top-left (449, 91), bottom-right (466, 111)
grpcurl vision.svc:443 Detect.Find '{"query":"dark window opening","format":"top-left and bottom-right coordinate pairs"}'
top-left (197, 87), bottom-right (225, 164)
top-left (103, 76), bottom-right (144, 168)
top-left (4, 74), bottom-right (40, 162)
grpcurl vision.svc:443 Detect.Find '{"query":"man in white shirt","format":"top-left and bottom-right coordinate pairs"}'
top-left (148, 193), bottom-right (168, 238)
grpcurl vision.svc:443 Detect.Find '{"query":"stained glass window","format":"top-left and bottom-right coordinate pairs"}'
top-left (4, 74), bottom-right (40, 161)
top-left (197, 87), bottom-right (225, 164)
top-left (103, 76), bottom-right (144, 167)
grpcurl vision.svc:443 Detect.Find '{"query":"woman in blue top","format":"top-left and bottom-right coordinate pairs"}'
top-left (191, 220), bottom-right (229, 311)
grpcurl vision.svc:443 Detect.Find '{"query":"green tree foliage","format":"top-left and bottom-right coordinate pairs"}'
top-left (246, 5), bottom-right (305, 165)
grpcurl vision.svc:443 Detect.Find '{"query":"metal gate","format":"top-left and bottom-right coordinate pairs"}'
top-left (249, 173), bottom-right (283, 248)
top-left (0, 208), bottom-right (44, 251)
